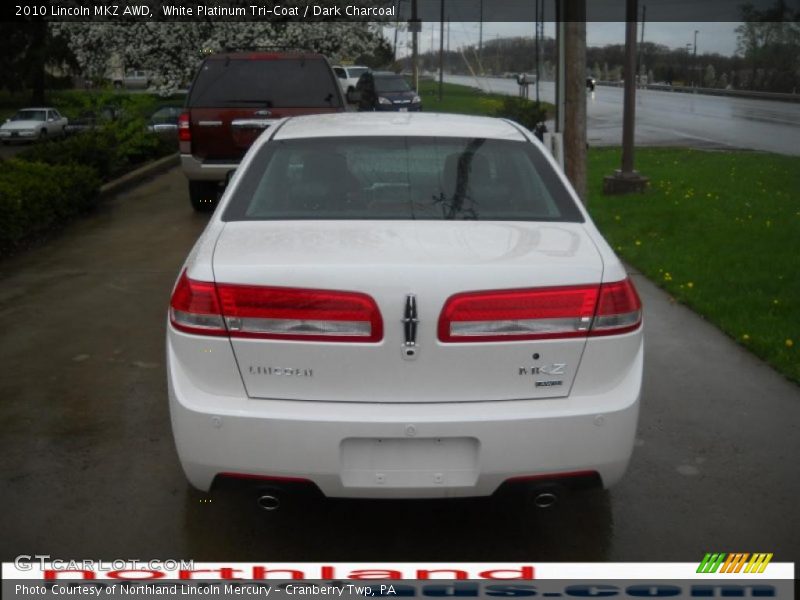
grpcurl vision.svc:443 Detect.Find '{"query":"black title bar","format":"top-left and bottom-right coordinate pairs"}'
top-left (5, 0), bottom-right (800, 23)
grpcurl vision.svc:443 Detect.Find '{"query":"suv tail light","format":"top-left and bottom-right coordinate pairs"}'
top-left (170, 271), bottom-right (383, 342)
top-left (178, 111), bottom-right (191, 149)
top-left (438, 278), bottom-right (641, 342)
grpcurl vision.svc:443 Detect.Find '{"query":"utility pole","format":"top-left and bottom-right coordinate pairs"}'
top-left (693, 29), bottom-right (699, 89)
top-left (603, 0), bottom-right (649, 195)
top-left (478, 0), bottom-right (483, 73)
top-left (638, 4), bottom-right (646, 83)
top-left (439, 0), bottom-right (445, 100)
top-left (534, 0), bottom-right (540, 104)
top-left (393, 0), bottom-right (400, 62)
top-left (411, 0), bottom-right (419, 92)
top-left (563, 1), bottom-right (587, 203)
top-left (640, 5), bottom-right (646, 46)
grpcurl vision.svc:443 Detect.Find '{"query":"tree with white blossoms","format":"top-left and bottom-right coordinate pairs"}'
top-left (52, 21), bottom-right (390, 91)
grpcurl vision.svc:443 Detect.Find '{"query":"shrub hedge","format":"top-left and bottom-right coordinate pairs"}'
top-left (0, 159), bottom-right (101, 251)
top-left (493, 96), bottom-right (548, 137)
top-left (19, 117), bottom-right (175, 182)
top-left (1, 91), bottom-right (180, 254)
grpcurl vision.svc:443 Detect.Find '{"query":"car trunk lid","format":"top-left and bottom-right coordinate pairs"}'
top-left (211, 220), bottom-right (605, 403)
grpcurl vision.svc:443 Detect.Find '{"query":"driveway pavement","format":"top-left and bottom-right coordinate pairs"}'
top-left (1, 168), bottom-right (798, 562)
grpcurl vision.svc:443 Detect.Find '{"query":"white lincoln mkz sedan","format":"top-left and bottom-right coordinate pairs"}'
top-left (167, 112), bottom-right (643, 509)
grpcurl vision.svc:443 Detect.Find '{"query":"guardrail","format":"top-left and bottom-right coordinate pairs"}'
top-left (596, 80), bottom-right (800, 103)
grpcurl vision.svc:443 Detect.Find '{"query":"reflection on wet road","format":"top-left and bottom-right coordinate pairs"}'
top-left (445, 75), bottom-right (800, 155)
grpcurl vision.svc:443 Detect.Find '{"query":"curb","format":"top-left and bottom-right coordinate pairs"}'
top-left (99, 153), bottom-right (180, 199)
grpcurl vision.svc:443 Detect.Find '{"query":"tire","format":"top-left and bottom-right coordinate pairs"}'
top-left (39, 129), bottom-right (47, 141)
top-left (189, 181), bottom-right (219, 212)
top-left (113, 81), bottom-right (122, 89)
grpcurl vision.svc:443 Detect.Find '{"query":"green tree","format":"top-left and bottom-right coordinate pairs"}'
top-left (0, 21), bottom-right (76, 102)
top-left (735, 1), bottom-right (800, 92)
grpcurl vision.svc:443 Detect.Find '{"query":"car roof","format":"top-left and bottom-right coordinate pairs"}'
top-left (273, 112), bottom-right (529, 142)
top-left (20, 107), bottom-right (56, 111)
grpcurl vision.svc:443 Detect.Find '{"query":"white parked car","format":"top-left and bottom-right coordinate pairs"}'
top-left (113, 69), bottom-right (150, 89)
top-left (167, 112), bottom-right (643, 509)
top-left (0, 108), bottom-right (68, 143)
top-left (332, 64), bottom-right (369, 96)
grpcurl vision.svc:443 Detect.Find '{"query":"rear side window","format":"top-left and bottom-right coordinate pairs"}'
top-left (188, 58), bottom-right (342, 109)
top-left (223, 137), bottom-right (584, 223)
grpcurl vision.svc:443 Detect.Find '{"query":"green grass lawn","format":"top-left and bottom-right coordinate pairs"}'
top-left (417, 80), bottom-right (504, 116)
top-left (588, 148), bottom-right (800, 384)
top-left (416, 79), bottom-right (554, 119)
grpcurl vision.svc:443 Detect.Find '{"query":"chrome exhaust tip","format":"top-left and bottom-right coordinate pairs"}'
top-left (257, 494), bottom-right (281, 511)
top-left (533, 491), bottom-right (559, 509)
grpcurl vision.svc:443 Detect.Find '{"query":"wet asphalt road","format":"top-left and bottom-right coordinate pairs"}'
top-left (1, 168), bottom-right (799, 562)
top-left (445, 75), bottom-right (800, 155)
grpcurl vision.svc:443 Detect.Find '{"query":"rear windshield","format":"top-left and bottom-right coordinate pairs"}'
top-left (188, 58), bottom-right (342, 109)
top-left (375, 76), bottom-right (411, 93)
top-left (223, 137), bottom-right (584, 223)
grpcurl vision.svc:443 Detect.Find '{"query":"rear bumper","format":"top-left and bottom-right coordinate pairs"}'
top-left (181, 154), bottom-right (239, 182)
top-left (168, 338), bottom-right (642, 498)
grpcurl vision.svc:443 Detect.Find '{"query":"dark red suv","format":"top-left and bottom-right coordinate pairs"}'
top-left (179, 51), bottom-right (346, 211)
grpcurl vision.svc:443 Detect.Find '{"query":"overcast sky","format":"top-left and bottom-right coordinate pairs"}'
top-left (390, 21), bottom-right (741, 57)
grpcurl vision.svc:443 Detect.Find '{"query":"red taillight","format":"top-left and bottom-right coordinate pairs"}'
top-left (438, 278), bottom-right (641, 342)
top-left (169, 271), bottom-right (226, 336)
top-left (215, 283), bottom-right (383, 342)
top-left (590, 278), bottom-right (643, 336)
top-left (169, 271), bottom-right (383, 343)
top-left (178, 111), bottom-right (191, 143)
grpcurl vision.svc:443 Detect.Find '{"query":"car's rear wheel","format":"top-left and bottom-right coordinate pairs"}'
top-left (189, 181), bottom-right (219, 212)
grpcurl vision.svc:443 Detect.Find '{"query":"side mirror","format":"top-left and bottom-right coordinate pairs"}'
top-left (346, 89), bottom-right (361, 104)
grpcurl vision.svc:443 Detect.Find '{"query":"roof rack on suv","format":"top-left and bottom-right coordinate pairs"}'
top-left (221, 46), bottom-right (316, 53)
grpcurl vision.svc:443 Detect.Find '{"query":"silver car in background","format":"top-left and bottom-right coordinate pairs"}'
top-left (0, 108), bottom-right (68, 143)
